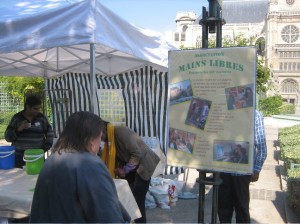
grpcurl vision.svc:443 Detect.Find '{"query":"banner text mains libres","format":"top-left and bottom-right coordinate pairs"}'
top-left (179, 53), bottom-right (243, 72)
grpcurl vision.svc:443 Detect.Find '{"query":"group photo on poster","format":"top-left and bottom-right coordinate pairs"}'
top-left (225, 84), bottom-right (254, 110)
top-left (185, 97), bottom-right (212, 130)
top-left (167, 47), bottom-right (256, 174)
top-left (169, 127), bottom-right (196, 154)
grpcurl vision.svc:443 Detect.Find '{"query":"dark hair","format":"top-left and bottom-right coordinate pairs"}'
top-left (53, 111), bottom-right (104, 153)
top-left (244, 87), bottom-right (253, 98)
top-left (25, 95), bottom-right (41, 108)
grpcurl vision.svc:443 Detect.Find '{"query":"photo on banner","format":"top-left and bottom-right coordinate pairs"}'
top-left (167, 47), bottom-right (256, 174)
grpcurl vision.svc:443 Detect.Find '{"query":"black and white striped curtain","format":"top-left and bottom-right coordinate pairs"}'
top-left (47, 66), bottom-right (168, 154)
top-left (47, 66), bottom-right (184, 174)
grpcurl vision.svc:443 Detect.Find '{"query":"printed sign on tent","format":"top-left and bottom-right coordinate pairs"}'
top-left (168, 47), bottom-right (256, 174)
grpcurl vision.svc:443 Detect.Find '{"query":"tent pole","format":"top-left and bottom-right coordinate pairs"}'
top-left (43, 67), bottom-right (48, 118)
top-left (90, 43), bottom-right (96, 113)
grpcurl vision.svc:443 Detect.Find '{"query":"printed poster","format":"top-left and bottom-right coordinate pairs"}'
top-left (168, 47), bottom-right (256, 174)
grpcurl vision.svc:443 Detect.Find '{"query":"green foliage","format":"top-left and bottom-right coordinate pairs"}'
top-left (278, 124), bottom-right (300, 137)
top-left (278, 126), bottom-right (300, 214)
top-left (209, 34), bottom-right (271, 94)
top-left (221, 33), bottom-right (255, 47)
top-left (208, 38), bottom-right (216, 48)
top-left (279, 103), bottom-right (296, 115)
top-left (0, 111), bottom-right (15, 139)
top-left (0, 76), bottom-right (44, 103)
top-left (258, 95), bottom-right (283, 116)
top-left (281, 145), bottom-right (300, 168)
top-left (278, 125), bottom-right (300, 168)
top-left (256, 59), bottom-right (271, 94)
top-left (287, 168), bottom-right (300, 215)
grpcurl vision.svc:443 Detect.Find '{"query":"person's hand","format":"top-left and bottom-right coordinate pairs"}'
top-left (250, 171), bottom-right (260, 182)
top-left (114, 168), bottom-right (126, 178)
top-left (17, 120), bottom-right (31, 132)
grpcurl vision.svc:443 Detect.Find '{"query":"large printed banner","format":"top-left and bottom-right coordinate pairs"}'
top-left (168, 47), bottom-right (256, 174)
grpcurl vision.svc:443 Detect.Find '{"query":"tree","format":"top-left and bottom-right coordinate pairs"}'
top-left (208, 34), bottom-right (271, 94)
top-left (0, 76), bottom-right (44, 103)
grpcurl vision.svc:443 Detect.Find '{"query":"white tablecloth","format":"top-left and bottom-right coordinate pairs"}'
top-left (0, 169), bottom-right (141, 220)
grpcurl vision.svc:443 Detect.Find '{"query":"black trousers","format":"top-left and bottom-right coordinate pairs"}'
top-left (218, 173), bottom-right (251, 223)
top-left (15, 151), bottom-right (25, 168)
top-left (126, 172), bottom-right (150, 223)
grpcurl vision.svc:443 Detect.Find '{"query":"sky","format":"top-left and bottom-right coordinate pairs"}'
top-left (100, 0), bottom-right (208, 33)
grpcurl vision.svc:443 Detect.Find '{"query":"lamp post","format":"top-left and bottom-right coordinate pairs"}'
top-left (199, 0), bottom-right (225, 48)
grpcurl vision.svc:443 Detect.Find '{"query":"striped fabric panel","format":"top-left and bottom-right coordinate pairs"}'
top-left (47, 66), bottom-right (184, 174)
top-left (164, 165), bottom-right (185, 176)
top-left (96, 66), bottom-right (169, 155)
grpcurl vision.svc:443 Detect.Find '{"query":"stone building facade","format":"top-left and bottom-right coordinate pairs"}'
top-left (165, 0), bottom-right (300, 106)
top-left (266, 0), bottom-right (300, 105)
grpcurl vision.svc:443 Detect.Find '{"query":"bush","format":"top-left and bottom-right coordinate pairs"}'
top-left (279, 134), bottom-right (300, 148)
top-left (0, 112), bottom-right (15, 139)
top-left (279, 125), bottom-right (300, 137)
top-left (287, 168), bottom-right (300, 215)
top-left (258, 95), bottom-right (283, 116)
top-left (279, 126), bottom-right (300, 215)
top-left (278, 125), bottom-right (300, 169)
top-left (279, 103), bottom-right (296, 115)
top-left (281, 145), bottom-right (300, 169)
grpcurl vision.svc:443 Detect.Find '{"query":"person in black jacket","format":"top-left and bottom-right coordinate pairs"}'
top-left (5, 95), bottom-right (54, 168)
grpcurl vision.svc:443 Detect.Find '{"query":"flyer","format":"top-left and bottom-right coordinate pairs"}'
top-left (168, 47), bottom-right (256, 174)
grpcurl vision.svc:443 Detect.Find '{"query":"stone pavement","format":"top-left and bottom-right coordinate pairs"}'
top-left (146, 117), bottom-right (300, 223)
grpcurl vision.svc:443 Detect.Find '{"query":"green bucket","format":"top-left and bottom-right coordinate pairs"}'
top-left (23, 149), bottom-right (45, 175)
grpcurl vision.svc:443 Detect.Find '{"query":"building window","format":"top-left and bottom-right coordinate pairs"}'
top-left (181, 32), bottom-right (186, 41)
top-left (281, 79), bottom-right (298, 93)
top-left (279, 62), bottom-right (300, 71)
top-left (182, 25), bottom-right (188, 32)
top-left (174, 32), bottom-right (179, 42)
top-left (196, 36), bottom-right (202, 48)
top-left (279, 51), bottom-right (300, 58)
top-left (281, 25), bottom-right (299, 43)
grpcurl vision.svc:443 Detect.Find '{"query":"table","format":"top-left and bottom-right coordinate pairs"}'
top-left (0, 169), bottom-right (141, 220)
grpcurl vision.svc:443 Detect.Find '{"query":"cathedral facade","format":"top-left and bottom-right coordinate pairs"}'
top-left (165, 0), bottom-right (300, 106)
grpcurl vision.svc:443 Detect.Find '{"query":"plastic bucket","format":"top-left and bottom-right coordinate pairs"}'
top-left (23, 149), bottom-right (44, 175)
top-left (0, 146), bottom-right (15, 169)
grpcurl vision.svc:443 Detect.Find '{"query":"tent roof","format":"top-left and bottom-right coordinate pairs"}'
top-left (0, 0), bottom-right (176, 77)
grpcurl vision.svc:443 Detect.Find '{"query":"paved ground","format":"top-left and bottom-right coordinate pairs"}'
top-left (146, 117), bottom-right (300, 223)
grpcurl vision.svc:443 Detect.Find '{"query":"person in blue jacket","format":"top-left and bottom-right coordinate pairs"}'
top-left (30, 111), bottom-right (130, 223)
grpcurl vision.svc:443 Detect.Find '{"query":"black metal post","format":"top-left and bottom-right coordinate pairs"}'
top-left (198, 171), bottom-right (206, 223)
top-left (201, 7), bottom-right (208, 48)
top-left (197, 0), bottom-right (226, 223)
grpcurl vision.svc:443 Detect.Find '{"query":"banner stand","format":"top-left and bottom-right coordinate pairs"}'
top-left (196, 171), bottom-right (222, 223)
top-left (197, 0), bottom-right (225, 223)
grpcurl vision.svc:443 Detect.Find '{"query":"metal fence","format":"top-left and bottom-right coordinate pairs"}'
top-left (0, 82), bottom-right (22, 139)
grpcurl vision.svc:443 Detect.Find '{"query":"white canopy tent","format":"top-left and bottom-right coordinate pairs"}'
top-left (0, 0), bottom-right (175, 77)
top-left (0, 0), bottom-right (183, 174)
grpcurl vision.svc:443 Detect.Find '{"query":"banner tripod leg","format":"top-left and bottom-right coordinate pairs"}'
top-left (197, 170), bottom-right (222, 223)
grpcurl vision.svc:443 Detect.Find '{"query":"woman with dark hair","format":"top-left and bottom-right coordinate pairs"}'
top-left (30, 111), bottom-right (130, 223)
